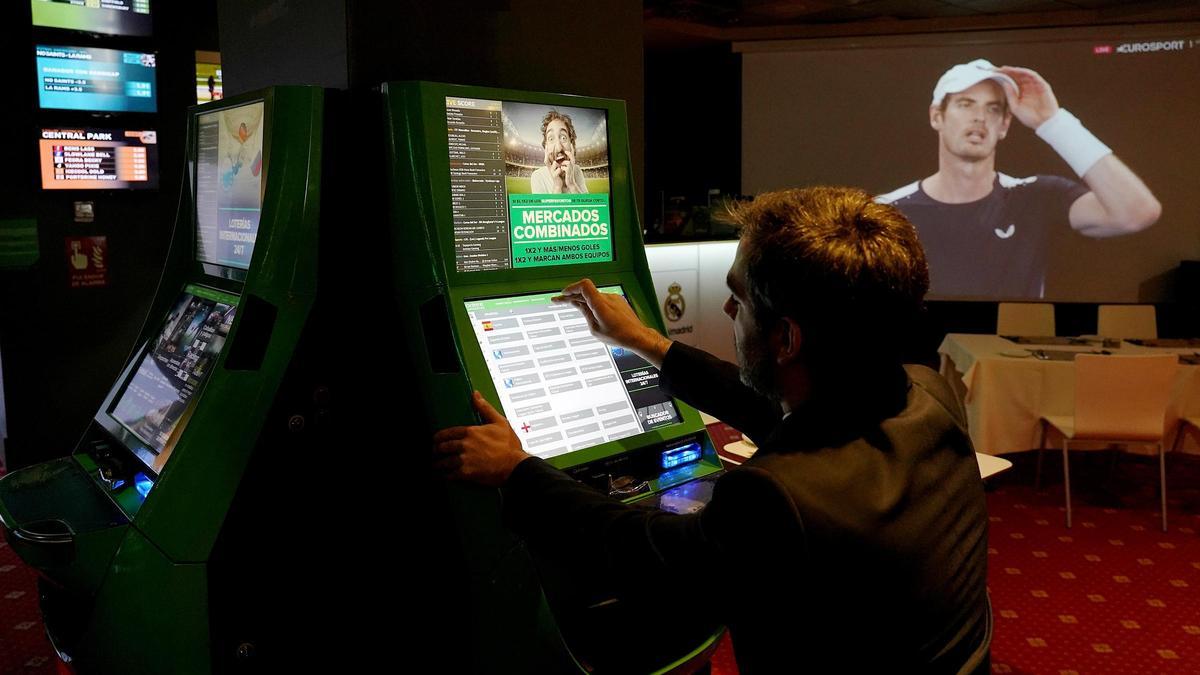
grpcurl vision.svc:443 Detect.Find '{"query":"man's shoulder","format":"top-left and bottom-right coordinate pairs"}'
top-left (904, 364), bottom-right (968, 429)
top-left (875, 181), bottom-right (922, 205)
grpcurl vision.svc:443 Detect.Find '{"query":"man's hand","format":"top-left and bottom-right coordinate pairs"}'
top-left (552, 279), bottom-right (672, 368)
top-left (562, 146), bottom-right (580, 193)
top-left (432, 391), bottom-right (530, 487)
top-left (995, 66), bottom-right (1059, 129)
top-left (989, 68), bottom-right (1160, 236)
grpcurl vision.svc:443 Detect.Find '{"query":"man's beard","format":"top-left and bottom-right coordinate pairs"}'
top-left (736, 331), bottom-right (777, 399)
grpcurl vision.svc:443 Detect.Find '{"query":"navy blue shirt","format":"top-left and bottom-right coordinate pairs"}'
top-left (878, 174), bottom-right (1088, 299)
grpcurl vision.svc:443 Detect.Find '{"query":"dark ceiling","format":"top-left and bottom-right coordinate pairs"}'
top-left (644, 0), bottom-right (1200, 48)
top-left (645, 0), bottom-right (1196, 27)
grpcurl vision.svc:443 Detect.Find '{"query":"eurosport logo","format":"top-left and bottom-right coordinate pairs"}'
top-left (1095, 40), bottom-right (1189, 55)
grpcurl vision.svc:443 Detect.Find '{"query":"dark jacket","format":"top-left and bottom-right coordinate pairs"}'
top-left (502, 342), bottom-right (990, 674)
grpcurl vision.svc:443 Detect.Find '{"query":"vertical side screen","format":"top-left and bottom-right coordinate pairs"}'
top-left (195, 101), bottom-right (265, 271)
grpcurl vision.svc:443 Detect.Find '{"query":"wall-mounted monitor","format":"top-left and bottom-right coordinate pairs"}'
top-left (39, 127), bottom-right (158, 190)
top-left (31, 0), bottom-right (153, 38)
top-left (445, 97), bottom-right (613, 273)
top-left (195, 101), bottom-right (265, 271)
top-left (36, 44), bottom-right (157, 113)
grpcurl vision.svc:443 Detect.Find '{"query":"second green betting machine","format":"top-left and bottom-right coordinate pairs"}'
top-left (0, 86), bottom-right (393, 672)
top-left (385, 82), bottom-right (726, 673)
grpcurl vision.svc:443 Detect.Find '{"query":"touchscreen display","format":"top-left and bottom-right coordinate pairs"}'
top-left (109, 286), bottom-right (237, 471)
top-left (465, 286), bottom-right (681, 459)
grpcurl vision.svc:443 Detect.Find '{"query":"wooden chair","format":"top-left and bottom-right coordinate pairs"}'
top-left (1097, 304), bottom-right (1157, 340)
top-left (1038, 354), bottom-right (1178, 531)
top-left (997, 302), bottom-right (1055, 337)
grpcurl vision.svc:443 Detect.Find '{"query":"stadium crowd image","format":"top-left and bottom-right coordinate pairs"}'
top-left (2, 1), bottom-right (1200, 674)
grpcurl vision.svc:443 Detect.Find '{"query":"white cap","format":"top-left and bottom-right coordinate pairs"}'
top-left (931, 59), bottom-right (1017, 106)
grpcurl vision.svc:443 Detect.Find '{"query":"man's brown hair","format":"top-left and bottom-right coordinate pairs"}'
top-left (726, 186), bottom-right (929, 369)
top-left (540, 110), bottom-right (577, 148)
top-left (937, 83), bottom-right (1009, 115)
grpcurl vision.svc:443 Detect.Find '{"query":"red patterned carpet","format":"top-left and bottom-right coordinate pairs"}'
top-left (983, 452), bottom-right (1200, 675)
top-left (0, 538), bottom-right (55, 674)
top-left (4, 448), bottom-right (1199, 674)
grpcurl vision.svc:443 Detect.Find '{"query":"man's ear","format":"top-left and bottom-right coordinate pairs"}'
top-left (774, 316), bottom-right (803, 366)
top-left (929, 104), bottom-right (943, 132)
top-left (999, 111), bottom-right (1013, 139)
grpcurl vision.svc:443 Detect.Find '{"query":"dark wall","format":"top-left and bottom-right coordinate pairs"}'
top-left (215, 1), bottom-right (646, 218)
top-left (644, 45), bottom-right (741, 236)
top-left (217, 0), bottom-right (349, 93)
top-left (346, 0), bottom-right (646, 220)
top-left (215, 0), bottom-right (646, 232)
top-left (0, 3), bottom-right (213, 469)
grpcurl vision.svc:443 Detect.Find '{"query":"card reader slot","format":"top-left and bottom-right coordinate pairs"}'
top-left (225, 294), bottom-right (276, 371)
top-left (420, 295), bottom-right (461, 374)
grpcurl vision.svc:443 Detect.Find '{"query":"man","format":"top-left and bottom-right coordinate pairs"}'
top-left (434, 187), bottom-right (990, 673)
top-left (530, 109), bottom-right (589, 194)
top-left (877, 59), bottom-right (1160, 298)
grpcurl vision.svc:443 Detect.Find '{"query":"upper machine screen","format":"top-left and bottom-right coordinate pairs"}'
top-left (445, 97), bottom-right (613, 273)
top-left (195, 101), bottom-right (265, 271)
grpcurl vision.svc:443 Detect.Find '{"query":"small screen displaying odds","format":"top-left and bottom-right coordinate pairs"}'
top-left (39, 127), bottom-right (158, 190)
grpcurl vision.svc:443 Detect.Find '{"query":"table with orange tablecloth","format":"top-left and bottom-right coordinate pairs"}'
top-left (937, 333), bottom-right (1200, 456)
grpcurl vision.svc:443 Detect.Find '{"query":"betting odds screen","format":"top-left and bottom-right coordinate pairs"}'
top-left (109, 285), bottom-right (237, 473)
top-left (446, 97), bottom-right (613, 273)
top-left (38, 127), bottom-right (158, 190)
top-left (194, 101), bottom-right (265, 270)
top-left (36, 45), bottom-right (157, 113)
top-left (465, 287), bottom-right (682, 459)
top-left (31, 0), bottom-right (153, 37)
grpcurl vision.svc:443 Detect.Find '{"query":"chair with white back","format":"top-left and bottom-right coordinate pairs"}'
top-left (1097, 304), bottom-right (1157, 340)
top-left (997, 302), bottom-right (1055, 337)
top-left (1038, 354), bottom-right (1177, 531)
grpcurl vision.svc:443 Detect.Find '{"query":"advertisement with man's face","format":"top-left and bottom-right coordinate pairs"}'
top-left (445, 97), bottom-right (613, 273)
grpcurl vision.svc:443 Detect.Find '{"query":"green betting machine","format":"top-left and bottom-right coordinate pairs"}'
top-left (385, 82), bottom-right (726, 674)
top-left (0, 86), bottom-right (378, 672)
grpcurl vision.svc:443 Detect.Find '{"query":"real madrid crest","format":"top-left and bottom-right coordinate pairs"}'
top-left (663, 282), bottom-right (686, 322)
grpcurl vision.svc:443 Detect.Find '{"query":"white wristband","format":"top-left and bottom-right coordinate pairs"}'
top-left (1034, 108), bottom-right (1112, 178)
